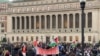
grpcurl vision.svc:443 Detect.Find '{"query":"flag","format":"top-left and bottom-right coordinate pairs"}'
top-left (71, 41), bottom-right (77, 48)
top-left (54, 37), bottom-right (58, 43)
top-left (36, 47), bottom-right (59, 55)
top-left (48, 37), bottom-right (58, 47)
top-left (49, 39), bottom-right (57, 47)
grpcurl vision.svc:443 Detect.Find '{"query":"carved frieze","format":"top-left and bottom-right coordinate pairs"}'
top-left (0, 0), bottom-right (100, 14)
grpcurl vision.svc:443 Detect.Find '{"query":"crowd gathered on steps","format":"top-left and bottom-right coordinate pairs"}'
top-left (0, 42), bottom-right (100, 56)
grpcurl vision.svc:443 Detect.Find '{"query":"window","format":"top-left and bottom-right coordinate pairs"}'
top-left (69, 14), bottom-right (73, 28)
top-left (69, 36), bottom-right (72, 41)
top-left (47, 15), bottom-right (50, 29)
top-left (17, 16), bottom-right (20, 29)
top-left (88, 36), bottom-right (91, 42)
top-left (58, 14), bottom-right (62, 28)
top-left (12, 36), bottom-right (14, 41)
top-left (31, 36), bottom-right (34, 41)
top-left (75, 13), bottom-right (79, 28)
top-left (21, 36), bottom-right (24, 42)
top-left (12, 17), bottom-right (15, 29)
top-left (36, 16), bottom-right (39, 29)
top-left (21, 16), bottom-right (24, 29)
top-left (1, 29), bottom-right (4, 32)
top-left (36, 36), bottom-right (38, 41)
top-left (41, 36), bottom-right (43, 41)
top-left (64, 36), bottom-right (66, 41)
top-left (26, 16), bottom-right (29, 29)
top-left (31, 16), bottom-right (34, 29)
top-left (46, 36), bottom-right (50, 42)
top-left (17, 36), bottom-right (19, 41)
top-left (63, 14), bottom-right (67, 28)
top-left (75, 36), bottom-right (79, 41)
top-left (26, 36), bottom-right (28, 41)
top-left (41, 15), bottom-right (45, 29)
top-left (88, 12), bottom-right (92, 28)
top-left (52, 15), bottom-right (56, 28)
top-left (58, 36), bottom-right (61, 41)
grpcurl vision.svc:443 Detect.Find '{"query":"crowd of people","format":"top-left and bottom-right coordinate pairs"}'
top-left (0, 42), bottom-right (100, 56)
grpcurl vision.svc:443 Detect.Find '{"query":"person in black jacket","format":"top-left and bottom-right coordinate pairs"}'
top-left (18, 49), bottom-right (23, 56)
top-left (27, 48), bottom-right (35, 56)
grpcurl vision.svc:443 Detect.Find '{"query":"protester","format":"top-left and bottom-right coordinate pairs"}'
top-left (5, 50), bottom-right (10, 56)
top-left (2, 41), bottom-right (100, 56)
top-left (21, 44), bottom-right (27, 56)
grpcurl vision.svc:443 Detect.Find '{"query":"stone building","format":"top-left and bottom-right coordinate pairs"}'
top-left (0, 0), bottom-right (99, 43)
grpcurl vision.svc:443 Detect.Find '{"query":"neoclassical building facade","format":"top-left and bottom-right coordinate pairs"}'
top-left (0, 0), bottom-right (99, 43)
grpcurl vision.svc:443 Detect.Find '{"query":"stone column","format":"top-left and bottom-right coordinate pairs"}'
top-left (73, 13), bottom-right (75, 28)
top-left (15, 16), bottom-right (17, 30)
top-left (56, 15), bottom-right (58, 29)
top-left (67, 14), bottom-right (69, 29)
top-left (24, 16), bottom-right (26, 30)
top-left (50, 15), bottom-right (52, 30)
top-left (62, 14), bottom-right (64, 29)
top-left (79, 13), bottom-right (81, 29)
top-left (86, 13), bottom-right (88, 28)
top-left (39, 16), bottom-right (41, 30)
top-left (45, 15), bottom-right (47, 30)
top-left (20, 16), bottom-right (22, 30)
top-left (29, 16), bottom-right (31, 30)
top-left (34, 16), bottom-right (36, 30)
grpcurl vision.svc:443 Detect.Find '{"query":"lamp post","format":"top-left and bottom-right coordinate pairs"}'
top-left (80, 0), bottom-right (86, 56)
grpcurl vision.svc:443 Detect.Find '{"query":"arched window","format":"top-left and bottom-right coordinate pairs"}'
top-left (88, 36), bottom-right (91, 42)
top-left (41, 15), bottom-right (45, 29)
top-left (31, 16), bottom-right (34, 29)
top-left (36, 16), bottom-right (39, 29)
top-left (17, 16), bottom-right (20, 29)
top-left (58, 14), bottom-right (62, 28)
top-left (21, 36), bottom-right (24, 42)
top-left (88, 12), bottom-right (92, 28)
top-left (58, 36), bottom-right (61, 41)
top-left (31, 36), bottom-right (34, 41)
top-left (36, 36), bottom-right (38, 41)
top-left (26, 36), bottom-right (28, 41)
top-left (46, 15), bottom-right (50, 29)
top-left (75, 36), bottom-right (79, 41)
top-left (64, 36), bottom-right (66, 41)
top-left (52, 15), bottom-right (56, 28)
top-left (12, 17), bottom-right (15, 29)
top-left (69, 14), bottom-right (73, 28)
top-left (1, 23), bottom-right (4, 27)
top-left (17, 36), bottom-right (19, 41)
top-left (75, 13), bottom-right (79, 28)
top-left (63, 14), bottom-right (67, 28)
top-left (12, 36), bottom-right (14, 41)
top-left (46, 36), bottom-right (50, 43)
top-left (69, 36), bottom-right (72, 41)
top-left (21, 16), bottom-right (24, 29)
top-left (41, 36), bottom-right (43, 41)
top-left (26, 16), bottom-right (29, 29)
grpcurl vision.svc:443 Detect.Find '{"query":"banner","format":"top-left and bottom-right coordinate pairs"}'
top-left (36, 47), bottom-right (59, 55)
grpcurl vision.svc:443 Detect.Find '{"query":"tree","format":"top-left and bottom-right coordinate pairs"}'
top-left (2, 38), bottom-right (7, 42)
